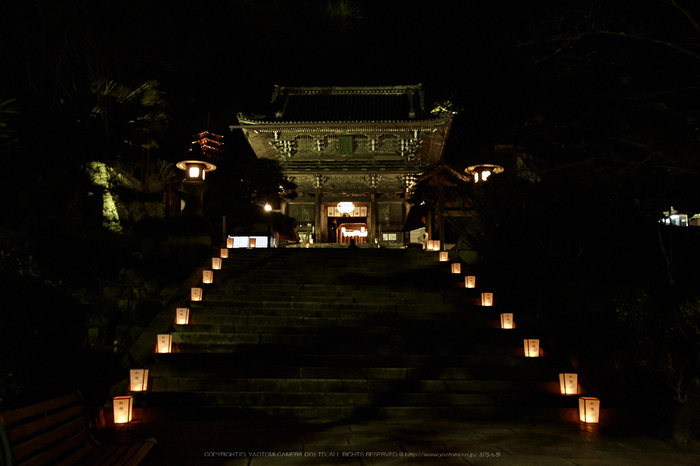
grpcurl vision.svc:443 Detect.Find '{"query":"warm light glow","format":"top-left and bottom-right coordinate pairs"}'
top-left (579, 397), bottom-right (600, 423)
top-left (337, 202), bottom-right (355, 214)
top-left (212, 258), bottom-right (222, 270)
top-left (451, 263), bottom-right (461, 274)
top-left (559, 373), bottom-right (578, 395)
top-left (175, 308), bottom-right (190, 325)
top-left (226, 238), bottom-right (234, 248)
top-left (191, 287), bottom-right (203, 301)
top-left (482, 170), bottom-right (491, 181)
top-left (113, 396), bottom-right (133, 424)
top-left (481, 292), bottom-right (493, 306)
top-left (203, 270), bottom-right (213, 284)
top-left (500, 313), bottom-right (514, 329)
top-left (156, 334), bottom-right (172, 353)
top-left (264, 203), bottom-right (272, 211)
top-left (439, 252), bottom-right (448, 262)
top-left (220, 248), bottom-right (229, 258)
top-left (248, 238), bottom-right (256, 248)
top-left (342, 228), bottom-right (368, 238)
top-left (523, 339), bottom-right (540, 357)
top-left (188, 166), bottom-right (200, 179)
top-left (130, 369), bottom-right (149, 392)
top-left (465, 276), bottom-right (476, 288)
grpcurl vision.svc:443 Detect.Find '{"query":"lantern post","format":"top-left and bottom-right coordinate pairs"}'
top-left (176, 159), bottom-right (216, 217)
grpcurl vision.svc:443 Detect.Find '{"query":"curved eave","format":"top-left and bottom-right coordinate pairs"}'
top-left (233, 116), bottom-right (451, 132)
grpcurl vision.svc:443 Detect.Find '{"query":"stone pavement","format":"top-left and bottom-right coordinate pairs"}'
top-left (115, 418), bottom-right (700, 465)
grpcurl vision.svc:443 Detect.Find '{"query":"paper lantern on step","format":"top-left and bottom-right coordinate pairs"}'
top-left (500, 313), bottom-right (514, 329)
top-left (202, 270), bottom-right (213, 284)
top-left (248, 238), bottom-right (256, 249)
top-left (439, 251), bottom-right (448, 262)
top-left (220, 248), bottom-right (229, 259)
top-left (579, 397), bottom-right (600, 423)
top-left (212, 257), bottom-right (222, 270)
top-left (129, 369), bottom-right (149, 391)
top-left (226, 237), bottom-right (234, 248)
top-left (175, 307), bottom-right (190, 325)
top-left (465, 276), bottom-right (476, 289)
top-left (432, 240), bottom-right (441, 251)
top-left (191, 287), bottom-right (203, 301)
top-left (451, 263), bottom-right (461, 274)
top-left (481, 292), bottom-right (493, 306)
top-left (559, 373), bottom-right (578, 395)
top-left (156, 334), bottom-right (172, 353)
top-left (523, 339), bottom-right (540, 357)
top-left (113, 396), bottom-right (133, 424)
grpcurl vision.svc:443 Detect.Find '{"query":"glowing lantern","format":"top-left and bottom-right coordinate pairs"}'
top-left (439, 252), bottom-right (448, 262)
top-left (451, 263), bottom-right (461, 274)
top-left (202, 270), bottom-right (213, 284)
top-left (523, 339), bottom-right (540, 357)
top-left (226, 238), bottom-right (234, 248)
top-left (191, 287), bottom-right (203, 301)
top-left (500, 313), bottom-right (514, 329)
top-left (113, 396), bottom-right (133, 424)
top-left (432, 240), bottom-right (441, 251)
top-left (248, 238), bottom-right (256, 249)
top-left (129, 369), bottom-right (149, 392)
top-left (465, 276), bottom-right (476, 288)
top-left (176, 160), bottom-right (216, 182)
top-left (559, 373), bottom-right (578, 395)
top-left (156, 334), bottom-right (172, 353)
top-left (579, 397), bottom-right (600, 423)
top-left (220, 248), bottom-right (229, 259)
top-left (212, 257), bottom-right (222, 270)
top-left (175, 307), bottom-right (190, 325)
top-left (481, 292), bottom-right (493, 306)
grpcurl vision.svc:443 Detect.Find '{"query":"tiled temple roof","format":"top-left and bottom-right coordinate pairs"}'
top-left (242, 85), bottom-right (441, 124)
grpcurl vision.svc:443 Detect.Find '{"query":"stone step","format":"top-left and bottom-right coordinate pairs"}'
top-left (170, 322), bottom-right (517, 338)
top-left (133, 404), bottom-right (572, 422)
top-left (185, 314), bottom-right (495, 327)
top-left (147, 357), bottom-right (551, 377)
top-left (148, 377), bottom-right (556, 394)
top-left (133, 390), bottom-right (558, 408)
top-left (188, 303), bottom-right (459, 317)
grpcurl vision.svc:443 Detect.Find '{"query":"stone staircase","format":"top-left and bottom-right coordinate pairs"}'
top-left (134, 247), bottom-right (567, 421)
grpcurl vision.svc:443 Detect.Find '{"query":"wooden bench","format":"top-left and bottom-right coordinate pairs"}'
top-left (0, 393), bottom-right (155, 466)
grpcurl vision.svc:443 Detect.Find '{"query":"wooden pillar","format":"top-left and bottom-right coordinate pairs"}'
top-left (438, 181), bottom-right (445, 251)
top-left (313, 174), bottom-right (327, 243)
top-left (370, 190), bottom-right (379, 244)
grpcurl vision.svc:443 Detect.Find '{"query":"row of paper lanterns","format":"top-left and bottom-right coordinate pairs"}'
top-left (113, 248), bottom-right (233, 423)
top-left (430, 246), bottom-right (601, 424)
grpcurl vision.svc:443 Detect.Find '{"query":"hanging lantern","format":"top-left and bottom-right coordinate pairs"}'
top-left (500, 313), bottom-right (514, 329)
top-left (559, 373), bottom-right (578, 395)
top-left (523, 339), bottom-right (540, 357)
top-left (451, 263), bottom-right (461, 274)
top-left (191, 287), bottom-right (203, 301)
top-left (202, 270), bottom-right (213, 284)
top-left (129, 369), bottom-right (149, 392)
top-left (248, 238), bottom-right (256, 249)
top-left (175, 307), bottom-right (190, 325)
top-left (113, 396), bottom-right (133, 424)
top-left (579, 397), bottom-right (600, 423)
top-left (439, 252), bottom-right (448, 262)
top-left (212, 257), bottom-right (222, 270)
top-left (156, 334), bottom-right (172, 353)
top-left (226, 238), bottom-right (234, 248)
top-left (465, 276), bottom-right (476, 288)
top-left (481, 292), bottom-right (493, 306)
top-left (220, 248), bottom-right (229, 259)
